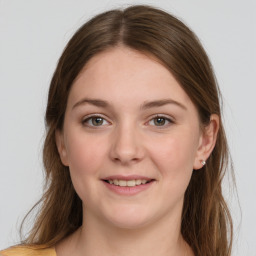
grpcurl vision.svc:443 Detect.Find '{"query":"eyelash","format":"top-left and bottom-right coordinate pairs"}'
top-left (147, 114), bottom-right (174, 128)
top-left (81, 114), bottom-right (174, 128)
top-left (82, 114), bottom-right (110, 128)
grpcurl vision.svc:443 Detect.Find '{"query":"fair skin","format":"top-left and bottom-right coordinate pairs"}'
top-left (55, 46), bottom-right (219, 256)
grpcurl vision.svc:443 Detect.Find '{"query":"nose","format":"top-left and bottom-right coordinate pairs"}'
top-left (109, 122), bottom-right (145, 165)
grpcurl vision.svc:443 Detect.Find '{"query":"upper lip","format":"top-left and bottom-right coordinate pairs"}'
top-left (102, 175), bottom-right (154, 181)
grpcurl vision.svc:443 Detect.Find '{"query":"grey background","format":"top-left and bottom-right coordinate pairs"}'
top-left (0, 0), bottom-right (255, 255)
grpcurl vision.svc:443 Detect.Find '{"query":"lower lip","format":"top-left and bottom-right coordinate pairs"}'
top-left (103, 181), bottom-right (155, 196)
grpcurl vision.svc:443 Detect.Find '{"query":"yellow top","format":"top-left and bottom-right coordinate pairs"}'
top-left (0, 246), bottom-right (56, 256)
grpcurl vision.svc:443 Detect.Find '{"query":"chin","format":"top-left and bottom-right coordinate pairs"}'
top-left (103, 206), bottom-right (154, 230)
top-left (109, 217), bottom-right (151, 230)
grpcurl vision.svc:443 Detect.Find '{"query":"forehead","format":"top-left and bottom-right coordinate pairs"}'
top-left (68, 46), bottom-right (194, 110)
top-left (74, 46), bottom-right (169, 85)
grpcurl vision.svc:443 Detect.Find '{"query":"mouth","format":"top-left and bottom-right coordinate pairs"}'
top-left (102, 179), bottom-right (155, 187)
top-left (101, 176), bottom-right (156, 195)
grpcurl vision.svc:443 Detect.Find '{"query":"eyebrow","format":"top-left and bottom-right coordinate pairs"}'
top-left (141, 99), bottom-right (187, 111)
top-left (72, 98), bottom-right (187, 111)
top-left (72, 98), bottom-right (109, 109)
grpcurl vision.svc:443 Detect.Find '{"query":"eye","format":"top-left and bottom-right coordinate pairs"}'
top-left (148, 115), bottom-right (173, 127)
top-left (82, 115), bottom-right (110, 127)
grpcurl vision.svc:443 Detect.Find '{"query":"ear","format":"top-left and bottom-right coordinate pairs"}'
top-left (193, 114), bottom-right (219, 170)
top-left (55, 129), bottom-right (69, 166)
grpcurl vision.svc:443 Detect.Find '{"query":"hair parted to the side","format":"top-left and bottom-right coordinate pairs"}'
top-left (20, 5), bottom-right (234, 256)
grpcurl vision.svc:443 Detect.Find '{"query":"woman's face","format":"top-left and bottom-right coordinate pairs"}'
top-left (56, 46), bottom-right (209, 229)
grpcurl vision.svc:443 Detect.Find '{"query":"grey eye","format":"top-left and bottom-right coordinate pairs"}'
top-left (148, 116), bottom-right (173, 127)
top-left (91, 117), bottom-right (104, 126)
top-left (153, 117), bottom-right (166, 126)
top-left (82, 116), bottom-right (109, 127)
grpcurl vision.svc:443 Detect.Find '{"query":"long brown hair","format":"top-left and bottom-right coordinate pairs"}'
top-left (20, 5), bottom-right (234, 255)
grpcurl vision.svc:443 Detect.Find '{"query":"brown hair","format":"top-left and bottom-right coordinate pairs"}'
top-left (20, 5), bottom-right (234, 255)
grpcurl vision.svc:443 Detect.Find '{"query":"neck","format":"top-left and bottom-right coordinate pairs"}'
top-left (56, 207), bottom-right (193, 256)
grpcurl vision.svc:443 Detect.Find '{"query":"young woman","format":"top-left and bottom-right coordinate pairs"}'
top-left (1, 5), bottom-right (234, 256)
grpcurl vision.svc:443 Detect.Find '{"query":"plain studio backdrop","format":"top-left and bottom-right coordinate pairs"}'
top-left (0, 0), bottom-right (255, 255)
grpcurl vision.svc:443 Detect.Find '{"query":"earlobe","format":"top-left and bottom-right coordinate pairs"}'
top-left (193, 114), bottom-right (219, 170)
top-left (55, 130), bottom-right (69, 166)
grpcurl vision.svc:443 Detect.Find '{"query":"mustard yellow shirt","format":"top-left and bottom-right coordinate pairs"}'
top-left (0, 246), bottom-right (56, 256)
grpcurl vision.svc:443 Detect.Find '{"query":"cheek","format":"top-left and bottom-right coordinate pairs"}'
top-left (148, 131), bottom-right (198, 178)
top-left (66, 132), bottom-right (108, 177)
top-left (65, 132), bottom-right (109, 202)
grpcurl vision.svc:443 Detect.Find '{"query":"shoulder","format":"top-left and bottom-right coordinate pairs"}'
top-left (0, 246), bottom-right (56, 256)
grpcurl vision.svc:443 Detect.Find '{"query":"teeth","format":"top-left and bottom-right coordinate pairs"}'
top-left (119, 180), bottom-right (127, 187)
top-left (136, 180), bottom-right (142, 185)
top-left (127, 180), bottom-right (135, 187)
top-left (107, 179), bottom-right (150, 187)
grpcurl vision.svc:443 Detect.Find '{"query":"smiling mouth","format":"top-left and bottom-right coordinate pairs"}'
top-left (103, 179), bottom-right (154, 187)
